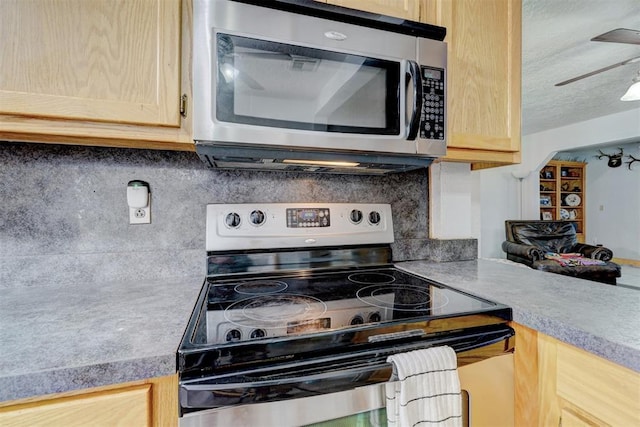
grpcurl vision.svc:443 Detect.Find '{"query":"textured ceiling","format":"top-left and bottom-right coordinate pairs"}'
top-left (522, 0), bottom-right (640, 135)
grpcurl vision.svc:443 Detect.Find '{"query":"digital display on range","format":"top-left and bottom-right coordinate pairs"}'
top-left (287, 318), bottom-right (331, 334)
top-left (286, 208), bottom-right (330, 228)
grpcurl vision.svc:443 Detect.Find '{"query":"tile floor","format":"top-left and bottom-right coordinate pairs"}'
top-left (618, 265), bottom-right (640, 289)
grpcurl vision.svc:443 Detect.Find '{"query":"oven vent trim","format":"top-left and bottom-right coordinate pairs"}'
top-left (206, 245), bottom-right (393, 277)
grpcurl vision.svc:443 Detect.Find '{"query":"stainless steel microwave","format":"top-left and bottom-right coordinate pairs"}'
top-left (192, 0), bottom-right (447, 174)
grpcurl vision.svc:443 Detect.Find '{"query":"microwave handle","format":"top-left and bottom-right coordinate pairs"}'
top-left (406, 60), bottom-right (423, 141)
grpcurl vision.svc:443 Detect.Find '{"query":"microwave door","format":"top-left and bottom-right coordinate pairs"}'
top-left (214, 34), bottom-right (409, 147)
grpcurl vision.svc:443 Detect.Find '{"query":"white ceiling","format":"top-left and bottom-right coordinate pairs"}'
top-left (522, 0), bottom-right (640, 136)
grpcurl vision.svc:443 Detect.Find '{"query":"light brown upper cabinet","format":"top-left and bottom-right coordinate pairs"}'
top-left (324, 0), bottom-right (421, 21)
top-left (423, 0), bottom-right (522, 167)
top-left (0, 0), bottom-right (192, 150)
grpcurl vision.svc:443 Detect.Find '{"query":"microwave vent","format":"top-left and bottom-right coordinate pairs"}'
top-left (195, 142), bottom-right (433, 175)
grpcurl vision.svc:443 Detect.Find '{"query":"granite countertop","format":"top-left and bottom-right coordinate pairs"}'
top-left (2, 259), bottom-right (639, 404)
top-left (397, 259), bottom-right (640, 372)
top-left (0, 275), bottom-right (204, 402)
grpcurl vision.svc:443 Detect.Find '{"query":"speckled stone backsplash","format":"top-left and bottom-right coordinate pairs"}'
top-left (0, 142), bottom-right (476, 287)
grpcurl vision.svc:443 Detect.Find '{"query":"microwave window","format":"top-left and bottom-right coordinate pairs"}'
top-left (216, 34), bottom-right (400, 135)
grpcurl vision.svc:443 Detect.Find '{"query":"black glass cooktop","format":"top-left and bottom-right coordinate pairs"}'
top-left (208, 267), bottom-right (495, 312)
top-left (203, 268), bottom-right (500, 342)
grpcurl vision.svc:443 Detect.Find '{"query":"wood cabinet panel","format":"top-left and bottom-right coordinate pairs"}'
top-left (325, 0), bottom-right (421, 20)
top-left (515, 324), bottom-right (640, 427)
top-left (0, 0), bottom-right (180, 127)
top-left (0, 385), bottom-right (151, 427)
top-left (0, 0), bottom-right (193, 150)
top-left (0, 375), bottom-right (177, 427)
top-left (512, 323), bottom-right (539, 426)
top-left (458, 354), bottom-right (514, 427)
top-left (424, 0), bottom-right (521, 166)
top-left (556, 341), bottom-right (640, 426)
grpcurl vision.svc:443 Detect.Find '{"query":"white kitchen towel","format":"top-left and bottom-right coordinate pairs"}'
top-left (385, 346), bottom-right (462, 427)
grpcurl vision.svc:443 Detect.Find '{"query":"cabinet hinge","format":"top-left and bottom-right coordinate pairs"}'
top-left (180, 94), bottom-right (188, 118)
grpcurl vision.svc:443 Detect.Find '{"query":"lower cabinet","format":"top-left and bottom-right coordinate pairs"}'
top-left (458, 353), bottom-right (514, 427)
top-left (0, 374), bottom-right (177, 427)
top-left (513, 323), bottom-right (640, 426)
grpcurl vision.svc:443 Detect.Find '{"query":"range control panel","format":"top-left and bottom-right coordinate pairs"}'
top-left (206, 203), bottom-right (394, 251)
top-left (419, 66), bottom-right (445, 141)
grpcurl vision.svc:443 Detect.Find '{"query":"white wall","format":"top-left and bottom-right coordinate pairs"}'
top-left (472, 164), bottom-right (522, 258)
top-left (429, 162), bottom-right (473, 239)
top-left (554, 143), bottom-right (640, 259)
top-left (474, 107), bottom-right (640, 259)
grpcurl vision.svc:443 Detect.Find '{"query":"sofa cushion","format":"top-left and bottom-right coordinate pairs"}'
top-left (510, 222), bottom-right (577, 253)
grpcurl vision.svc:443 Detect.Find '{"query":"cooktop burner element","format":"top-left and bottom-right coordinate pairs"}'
top-left (357, 283), bottom-right (449, 311)
top-left (348, 272), bottom-right (396, 284)
top-left (234, 281), bottom-right (288, 295)
top-left (224, 294), bottom-right (328, 329)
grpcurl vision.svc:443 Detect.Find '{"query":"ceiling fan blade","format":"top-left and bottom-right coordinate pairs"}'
top-left (591, 28), bottom-right (640, 45)
top-left (555, 55), bottom-right (640, 87)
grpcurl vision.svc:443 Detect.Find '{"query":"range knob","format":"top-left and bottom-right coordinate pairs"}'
top-left (368, 312), bottom-right (381, 323)
top-left (368, 211), bottom-right (381, 225)
top-left (250, 329), bottom-right (266, 339)
top-left (350, 315), bottom-right (364, 325)
top-left (225, 212), bottom-right (241, 228)
top-left (349, 209), bottom-right (363, 224)
top-left (225, 329), bottom-right (242, 342)
top-left (249, 210), bottom-right (266, 226)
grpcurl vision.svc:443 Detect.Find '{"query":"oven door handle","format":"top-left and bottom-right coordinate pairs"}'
top-left (179, 326), bottom-right (514, 410)
top-left (182, 361), bottom-right (391, 392)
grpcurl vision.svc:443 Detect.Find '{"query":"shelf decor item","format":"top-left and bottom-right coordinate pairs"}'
top-left (564, 193), bottom-right (581, 207)
top-left (540, 196), bottom-right (551, 206)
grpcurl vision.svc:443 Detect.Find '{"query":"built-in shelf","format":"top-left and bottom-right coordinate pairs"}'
top-left (539, 160), bottom-right (586, 242)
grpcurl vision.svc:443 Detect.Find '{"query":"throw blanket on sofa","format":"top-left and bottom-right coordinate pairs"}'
top-left (544, 252), bottom-right (605, 267)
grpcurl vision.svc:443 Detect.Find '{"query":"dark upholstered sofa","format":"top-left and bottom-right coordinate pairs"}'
top-left (502, 220), bottom-right (621, 285)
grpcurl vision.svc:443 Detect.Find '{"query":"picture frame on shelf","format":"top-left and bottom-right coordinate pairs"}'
top-left (542, 212), bottom-right (553, 220)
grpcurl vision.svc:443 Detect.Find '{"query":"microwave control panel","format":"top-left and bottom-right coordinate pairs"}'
top-left (419, 66), bottom-right (445, 141)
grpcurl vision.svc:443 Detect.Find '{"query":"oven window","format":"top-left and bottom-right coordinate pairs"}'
top-left (304, 408), bottom-right (386, 427)
top-left (215, 33), bottom-right (401, 135)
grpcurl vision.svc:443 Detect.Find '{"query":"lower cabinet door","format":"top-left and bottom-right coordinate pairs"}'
top-left (0, 385), bottom-right (151, 427)
top-left (458, 353), bottom-right (515, 427)
top-left (0, 374), bottom-right (178, 427)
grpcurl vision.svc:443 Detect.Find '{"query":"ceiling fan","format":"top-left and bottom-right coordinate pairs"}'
top-left (554, 28), bottom-right (640, 100)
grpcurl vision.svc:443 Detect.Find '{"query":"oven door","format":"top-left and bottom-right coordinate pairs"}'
top-left (179, 326), bottom-right (514, 427)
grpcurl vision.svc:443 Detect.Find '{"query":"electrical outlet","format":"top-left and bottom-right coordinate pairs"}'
top-left (129, 206), bottom-right (151, 224)
top-left (127, 180), bottom-right (151, 224)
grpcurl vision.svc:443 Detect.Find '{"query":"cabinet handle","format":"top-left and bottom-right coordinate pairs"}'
top-left (180, 94), bottom-right (188, 118)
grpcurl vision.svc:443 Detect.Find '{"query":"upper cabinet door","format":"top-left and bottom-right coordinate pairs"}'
top-left (425, 0), bottom-right (521, 157)
top-left (325, 0), bottom-right (421, 21)
top-left (0, 0), bottom-right (181, 127)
